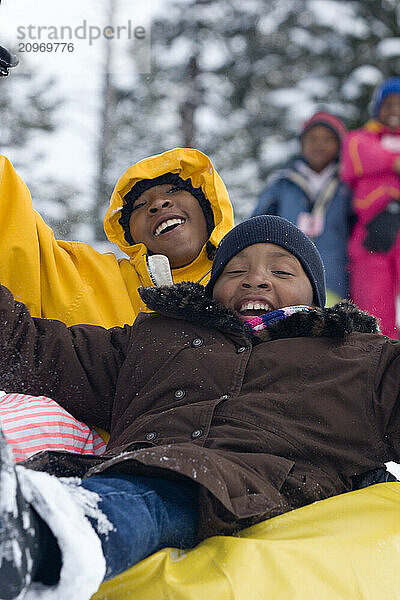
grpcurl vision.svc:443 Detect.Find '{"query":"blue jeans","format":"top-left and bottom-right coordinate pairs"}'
top-left (79, 473), bottom-right (198, 581)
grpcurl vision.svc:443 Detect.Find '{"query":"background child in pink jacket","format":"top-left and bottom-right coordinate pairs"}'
top-left (341, 77), bottom-right (400, 338)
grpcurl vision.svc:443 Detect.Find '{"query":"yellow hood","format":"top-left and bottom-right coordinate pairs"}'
top-left (104, 148), bottom-right (234, 261)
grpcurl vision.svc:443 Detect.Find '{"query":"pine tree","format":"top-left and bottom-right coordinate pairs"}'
top-left (0, 70), bottom-right (57, 152)
top-left (101, 0), bottom-right (400, 220)
top-left (0, 62), bottom-right (82, 238)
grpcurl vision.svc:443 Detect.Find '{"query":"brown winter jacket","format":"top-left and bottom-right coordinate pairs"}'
top-left (2, 282), bottom-right (400, 538)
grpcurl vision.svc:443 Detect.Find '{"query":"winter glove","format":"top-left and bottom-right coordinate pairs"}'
top-left (0, 44), bottom-right (19, 76)
top-left (363, 201), bottom-right (400, 253)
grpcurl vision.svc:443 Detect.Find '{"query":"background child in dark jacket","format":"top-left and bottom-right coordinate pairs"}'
top-left (253, 112), bottom-right (353, 305)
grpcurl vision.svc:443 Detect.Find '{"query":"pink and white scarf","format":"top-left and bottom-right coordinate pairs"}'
top-left (245, 305), bottom-right (312, 334)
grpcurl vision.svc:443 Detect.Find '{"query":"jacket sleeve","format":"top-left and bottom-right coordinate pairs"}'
top-left (373, 340), bottom-right (400, 460)
top-left (0, 283), bottom-right (132, 432)
top-left (340, 131), bottom-right (399, 187)
top-left (252, 180), bottom-right (280, 216)
top-left (0, 155), bottom-right (132, 328)
top-left (0, 156), bottom-right (43, 315)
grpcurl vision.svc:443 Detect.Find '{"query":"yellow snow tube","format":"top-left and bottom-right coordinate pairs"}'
top-left (91, 483), bottom-right (400, 599)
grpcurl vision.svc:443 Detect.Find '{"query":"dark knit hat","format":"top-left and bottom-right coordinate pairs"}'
top-left (371, 77), bottom-right (400, 118)
top-left (119, 173), bottom-right (215, 246)
top-left (300, 111), bottom-right (346, 143)
top-left (205, 215), bottom-right (326, 307)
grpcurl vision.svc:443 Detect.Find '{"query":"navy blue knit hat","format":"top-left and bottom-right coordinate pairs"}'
top-left (371, 77), bottom-right (400, 118)
top-left (205, 215), bottom-right (326, 307)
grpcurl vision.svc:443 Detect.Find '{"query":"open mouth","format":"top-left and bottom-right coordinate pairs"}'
top-left (154, 218), bottom-right (185, 237)
top-left (237, 301), bottom-right (272, 317)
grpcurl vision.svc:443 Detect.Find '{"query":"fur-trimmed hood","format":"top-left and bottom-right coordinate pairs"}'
top-left (139, 282), bottom-right (380, 342)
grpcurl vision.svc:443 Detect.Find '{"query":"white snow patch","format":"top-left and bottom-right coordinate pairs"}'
top-left (168, 548), bottom-right (188, 563)
top-left (0, 430), bottom-right (18, 517)
top-left (342, 65), bottom-right (383, 100)
top-left (345, 65), bottom-right (382, 87)
top-left (0, 539), bottom-right (23, 574)
top-left (377, 38), bottom-right (400, 58)
top-left (308, 0), bottom-right (368, 37)
top-left (260, 137), bottom-right (298, 167)
top-left (200, 39), bottom-right (228, 70)
top-left (59, 477), bottom-right (114, 538)
top-left (16, 467), bottom-right (106, 600)
top-left (267, 87), bottom-right (309, 108)
top-left (385, 462), bottom-right (400, 481)
top-left (297, 76), bottom-right (332, 97)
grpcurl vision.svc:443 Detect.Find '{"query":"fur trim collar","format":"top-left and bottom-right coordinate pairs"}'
top-left (139, 283), bottom-right (380, 341)
top-left (140, 282), bottom-right (249, 338)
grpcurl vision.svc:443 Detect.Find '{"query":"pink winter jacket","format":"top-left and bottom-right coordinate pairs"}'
top-left (341, 119), bottom-right (400, 225)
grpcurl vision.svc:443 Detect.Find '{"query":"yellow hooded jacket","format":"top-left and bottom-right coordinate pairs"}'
top-left (0, 148), bottom-right (233, 327)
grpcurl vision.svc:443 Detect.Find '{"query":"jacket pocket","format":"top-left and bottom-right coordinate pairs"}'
top-left (113, 400), bottom-right (220, 448)
top-left (226, 451), bottom-right (295, 518)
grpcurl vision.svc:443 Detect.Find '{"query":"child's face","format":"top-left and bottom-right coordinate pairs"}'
top-left (378, 93), bottom-right (400, 131)
top-left (129, 184), bottom-right (209, 268)
top-left (212, 243), bottom-right (314, 322)
top-left (301, 125), bottom-right (339, 173)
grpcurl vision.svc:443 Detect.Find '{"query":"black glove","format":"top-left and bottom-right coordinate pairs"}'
top-left (0, 45), bottom-right (19, 77)
top-left (363, 201), bottom-right (400, 253)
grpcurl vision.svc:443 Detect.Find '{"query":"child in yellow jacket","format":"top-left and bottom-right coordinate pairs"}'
top-left (0, 147), bottom-right (233, 327)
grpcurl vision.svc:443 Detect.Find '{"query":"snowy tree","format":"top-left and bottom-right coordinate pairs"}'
top-left (90, 0), bottom-right (154, 241)
top-left (0, 60), bottom-right (83, 238)
top-left (4, 0), bottom-right (398, 238)
top-left (93, 0), bottom-right (400, 221)
top-left (0, 68), bottom-right (58, 154)
top-left (282, 0), bottom-right (400, 128)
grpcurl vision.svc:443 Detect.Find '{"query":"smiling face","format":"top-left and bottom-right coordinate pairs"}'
top-left (301, 124), bottom-right (339, 173)
top-left (378, 93), bottom-right (400, 130)
top-left (212, 243), bottom-right (314, 321)
top-left (128, 184), bottom-right (209, 268)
